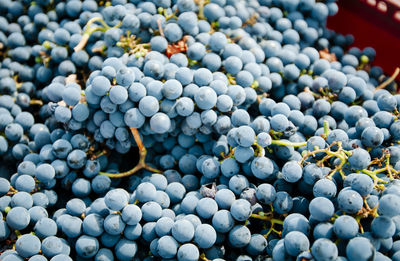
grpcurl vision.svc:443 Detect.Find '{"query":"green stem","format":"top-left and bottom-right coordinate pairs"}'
top-left (85, 17), bottom-right (108, 29)
top-left (74, 27), bottom-right (106, 52)
top-left (100, 128), bottom-right (161, 178)
top-left (323, 120), bottom-right (330, 137)
top-left (375, 67), bottom-right (400, 92)
top-left (197, 0), bottom-right (206, 20)
top-left (251, 80), bottom-right (259, 89)
top-left (74, 18), bottom-right (121, 52)
top-left (254, 143), bottom-right (264, 157)
top-left (355, 215), bottom-right (365, 234)
top-left (199, 253), bottom-right (211, 261)
top-left (326, 156), bottom-right (346, 179)
top-left (361, 169), bottom-right (388, 184)
top-left (270, 140), bottom-right (307, 147)
top-left (250, 213), bottom-right (283, 225)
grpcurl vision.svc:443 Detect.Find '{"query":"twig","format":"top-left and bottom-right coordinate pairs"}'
top-left (99, 128), bottom-right (161, 178)
top-left (375, 67), bottom-right (400, 92)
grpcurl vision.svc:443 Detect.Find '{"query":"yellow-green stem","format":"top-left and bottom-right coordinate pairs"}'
top-left (361, 169), bottom-right (388, 184)
top-left (323, 120), bottom-right (330, 137)
top-left (270, 140), bottom-right (307, 147)
top-left (250, 213), bottom-right (283, 225)
top-left (375, 67), bottom-right (400, 92)
top-left (100, 128), bottom-right (161, 178)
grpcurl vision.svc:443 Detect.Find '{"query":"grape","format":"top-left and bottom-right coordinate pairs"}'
top-left (350, 174), bottom-right (373, 196)
top-left (337, 189), bottom-right (363, 214)
top-left (138, 96), bottom-right (159, 117)
top-left (94, 248), bottom-right (113, 261)
top-left (233, 126), bottom-right (255, 147)
top-left (194, 87), bottom-right (217, 110)
top-left (54, 106), bottom-right (71, 123)
top-left (15, 175), bottom-right (36, 192)
top-left (251, 157), bottom-right (274, 180)
top-left (0, 1), bottom-right (398, 260)
top-left (232, 146), bottom-right (253, 163)
top-left (361, 126), bottom-right (384, 147)
top-left (141, 201), bottom-right (162, 222)
top-left (313, 179), bottom-right (337, 199)
top-left (124, 108), bottom-right (145, 128)
top-left (379, 194), bottom-right (400, 217)
top-left (303, 164), bottom-right (324, 185)
top-left (82, 214), bottom-right (104, 237)
top-left (377, 93), bottom-right (397, 112)
top-left (256, 183), bottom-right (276, 205)
top-left (230, 199), bottom-right (251, 222)
top-left (245, 234), bottom-right (267, 255)
top-left (104, 188), bottom-right (128, 211)
top-left (177, 243), bottom-right (199, 261)
top-left (196, 197), bottom-right (218, 219)
top-left (30, 254), bottom-right (48, 261)
top-left (273, 191), bottom-right (293, 214)
top-left (155, 217), bottom-right (174, 237)
top-left (228, 225), bottom-right (251, 248)
top-left (284, 231), bottom-right (310, 256)
top-left (15, 234), bottom-right (41, 258)
top-left (62, 84), bottom-right (81, 106)
top-left (52, 139), bottom-right (73, 159)
top-left (34, 217), bottom-right (57, 238)
top-left (135, 182), bottom-right (157, 203)
top-left (0, 178), bottom-right (10, 196)
top-left (157, 235), bottom-right (178, 259)
top-left (171, 219), bottom-right (195, 243)
top-left (216, 95), bottom-right (233, 113)
top-left (178, 193), bottom-right (197, 214)
top-left (75, 235), bottom-right (99, 258)
top-left (309, 197), bottom-right (334, 222)
top-left (5, 123), bottom-right (23, 141)
top-left (282, 213), bottom-right (310, 237)
top-left (150, 112), bottom-right (171, 134)
top-left (11, 191), bottom-right (33, 209)
top-left (164, 23), bottom-right (183, 42)
top-left (270, 114), bottom-right (289, 132)
top-left (194, 68), bottom-right (213, 86)
top-left (6, 206), bottom-right (30, 230)
top-left (371, 216), bottom-right (396, 239)
top-left (124, 224), bottom-right (142, 241)
top-left (346, 237), bottom-right (375, 261)
top-left (201, 157), bottom-right (220, 179)
top-left (176, 97), bottom-right (194, 117)
top-left (104, 213), bottom-right (126, 235)
top-left (42, 236), bottom-right (64, 258)
top-left (333, 215), bottom-right (359, 240)
top-left (215, 189), bottom-right (236, 209)
top-left (0, 220), bottom-right (10, 241)
top-left (109, 85), bottom-right (128, 105)
top-left (61, 216), bottom-right (82, 238)
top-left (66, 150), bottom-right (87, 169)
top-left (66, 198), bottom-right (86, 216)
top-left (282, 161), bottom-right (303, 183)
top-left (92, 76), bottom-right (111, 96)
top-left (313, 222), bottom-right (334, 240)
top-left (212, 210), bottom-right (235, 233)
top-left (311, 238), bottom-right (338, 261)
top-left (194, 224), bottom-right (217, 249)
top-left (283, 64), bottom-right (300, 81)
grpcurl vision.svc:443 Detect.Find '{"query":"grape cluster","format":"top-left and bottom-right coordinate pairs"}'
top-left (0, 0), bottom-right (400, 260)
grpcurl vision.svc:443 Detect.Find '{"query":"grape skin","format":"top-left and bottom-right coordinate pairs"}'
top-left (0, 0), bottom-right (399, 260)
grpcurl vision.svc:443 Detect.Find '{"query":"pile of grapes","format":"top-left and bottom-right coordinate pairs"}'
top-left (1, 0), bottom-right (400, 260)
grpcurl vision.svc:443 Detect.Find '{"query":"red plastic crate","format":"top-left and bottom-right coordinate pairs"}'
top-left (327, 0), bottom-right (400, 76)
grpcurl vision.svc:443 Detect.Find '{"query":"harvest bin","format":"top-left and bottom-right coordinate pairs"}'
top-left (327, 0), bottom-right (400, 76)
